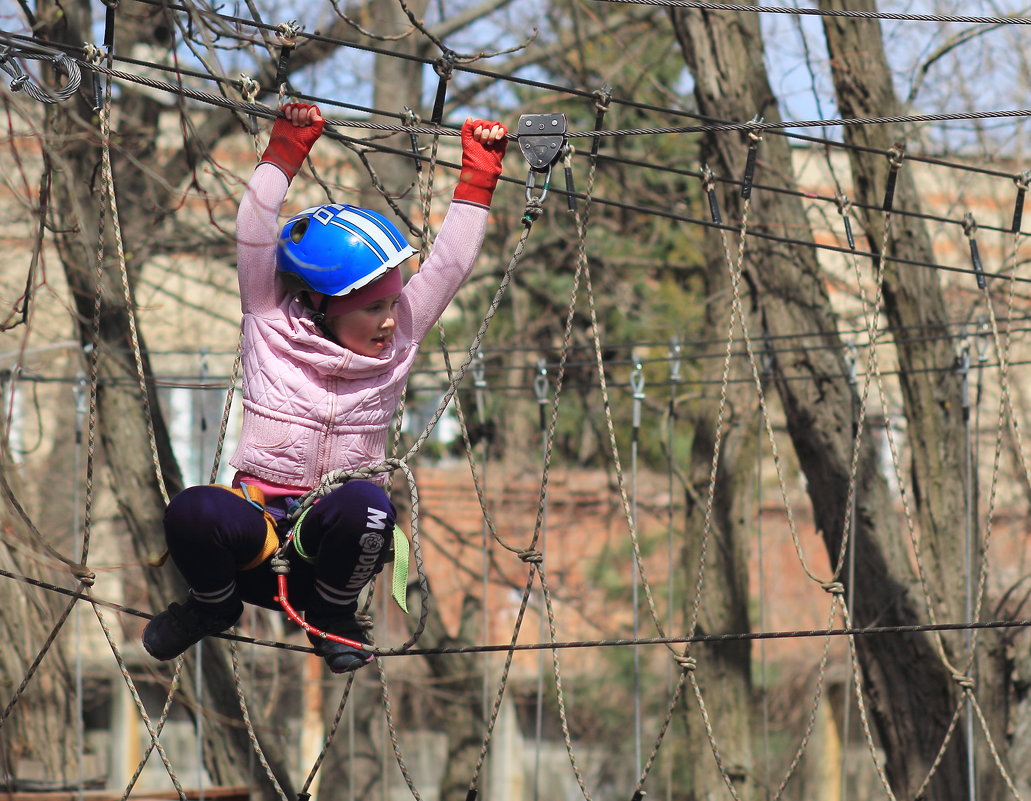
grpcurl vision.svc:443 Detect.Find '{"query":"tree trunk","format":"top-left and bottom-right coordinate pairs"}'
top-left (363, 0), bottom-right (431, 219)
top-left (820, 0), bottom-right (1010, 794)
top-left (0, 437), bottom-right (79, 788)
top-left (418, 591), bottom-right (490, 800)
top-left (672, 186), bottom-right (760, 796)
top-left (34, 3), bottom-right (297, 799)
top-left (669, 5), bottom-right (967, 798)
top-left (680, 389), bottom-right (759, 800)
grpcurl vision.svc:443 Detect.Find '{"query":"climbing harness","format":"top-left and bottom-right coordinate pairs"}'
top-left (270, 510), bottom-right (410, 648)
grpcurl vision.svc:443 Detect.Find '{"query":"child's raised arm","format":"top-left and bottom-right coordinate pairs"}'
top-left (398, 118), bottom-right (507, 340)
top-left (237, 103), bottom-right (326, 315)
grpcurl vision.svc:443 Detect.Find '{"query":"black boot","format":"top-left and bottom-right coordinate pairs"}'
top-left (304, 609), bottom-right (373, 674)
top-left (143, 597), bottom-right (243, 661)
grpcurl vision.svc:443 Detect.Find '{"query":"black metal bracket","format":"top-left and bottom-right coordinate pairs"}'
top-left (517, 112), bottom-right (568, 171)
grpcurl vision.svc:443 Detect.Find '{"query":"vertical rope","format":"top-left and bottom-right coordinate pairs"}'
top-left (840, 344), bottom-right (859, 801)
top-left (98, 98), bottom-right (170, 509)
top-left (208, 333), bottom-right (242, 485)
top-left (531, 360), bottom-right (549, 801)
top-left (756, 366), bottom-right (770, 800)
top-left (664, 339), bottom-right (681, 801)
top-left (629, 359), bottom-right (645, 778)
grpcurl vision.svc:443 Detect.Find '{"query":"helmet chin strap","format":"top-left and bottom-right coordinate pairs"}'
top-left (304, 292), bottom-right (341, 345)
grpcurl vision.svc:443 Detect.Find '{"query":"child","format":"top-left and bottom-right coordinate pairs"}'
top-left (143, 103), bottom-right (507, 673)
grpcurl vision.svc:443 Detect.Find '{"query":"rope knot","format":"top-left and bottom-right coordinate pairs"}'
top-left (522, 198), bottom-right (544, 225)
top-left (952, 671), bottom-right (975, 690)
top-left (72, 566), bottom-right (96, 587)
top-left (355, 612), bottom-right (374, 631)
top-left (674, 655), bottom-right (697, 672)
top-left (270, 556), bottom-right (290, 575)
top-left (821, 581), bottom-right (845, 596)
top-left (518, 549), bottom-right (543, 564)
top-left (592, 85), bottom-right (612, 112)
top-left (1014, 169), bottom-right (1030, 191)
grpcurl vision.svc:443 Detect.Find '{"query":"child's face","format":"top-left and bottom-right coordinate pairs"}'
top-left (327, 293), bottom-right (401, 357)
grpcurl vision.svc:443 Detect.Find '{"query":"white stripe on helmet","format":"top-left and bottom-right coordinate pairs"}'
top-left (328, 207), bottom-right (410, 263)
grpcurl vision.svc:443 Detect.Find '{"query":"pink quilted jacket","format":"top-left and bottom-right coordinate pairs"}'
top-left (229, 164), bottom-right (489, 489)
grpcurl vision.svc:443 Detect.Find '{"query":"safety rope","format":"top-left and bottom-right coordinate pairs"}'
top-left (296, 672), bottom-right (358, 797)
top-left (5, 20), bottom-right (1030, 189)
top-left (2, 20), bottom-right (1029, 800)
top-left (927, 211), bottom-right (1031, 799)
top-left (60, 50), bottom-right (1031, 140)
top-left (92, 46), bottom-right (197, 801)
top-left (842, 167), bottom-right (956, 795)
top-left (461, 212), bottom-right (588, 801)
top-left (0, 47), bottom-right (189, 801)
top-left (771, 599), bottom-right (844, 801)
top-left (0, 591), bottom-right (80, 729)
top-left (354, 93), bottom-right (446, 801)
top-left (789, 150), bottom-right (906, 796)
top-left (376, 655), bottom-right (427, 801)
top-left (0, 43), bottom-right (80, 103)
top-left (0, 562), bottom-right (1027, 653)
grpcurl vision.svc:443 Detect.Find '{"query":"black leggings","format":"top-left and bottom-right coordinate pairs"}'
top-left (163, 480), bottom-right (395, 612)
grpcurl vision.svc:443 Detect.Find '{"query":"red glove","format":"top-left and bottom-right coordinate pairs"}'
top-left (453, 118), bottom-right (507, 207)
top-left (259, 103), bottom-right (324, 182)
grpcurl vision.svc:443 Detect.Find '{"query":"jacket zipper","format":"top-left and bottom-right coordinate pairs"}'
top-left (316, 374), bottom-right (337, 480)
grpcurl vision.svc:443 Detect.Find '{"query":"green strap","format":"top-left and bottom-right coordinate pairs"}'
top-left (290, 506), bottom-right (316, 563)
top-left (293, 510), bottom-right (409, 612)
top-left (391, 524), bottom-right (410, 613)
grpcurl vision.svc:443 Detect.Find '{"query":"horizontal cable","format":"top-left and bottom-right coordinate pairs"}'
top-left (8, 354), bottom-right (1029, 397)
top-left (592, 0), bottom-right (1031, 25)
top-left (1, 566), bottom-right (1027, 660)
top-left (5, 10), bottom-right (1025, 184)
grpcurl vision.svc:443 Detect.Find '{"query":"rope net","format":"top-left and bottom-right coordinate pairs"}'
top-left (0, 3), bottom-right (1029, 801)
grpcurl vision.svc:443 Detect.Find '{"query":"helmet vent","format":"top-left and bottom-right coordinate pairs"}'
top-left (290, 218), bottom-right (309, 243)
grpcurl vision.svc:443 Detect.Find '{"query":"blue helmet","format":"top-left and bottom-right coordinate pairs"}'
top-left (276, 203), bottom-right (417, 296)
